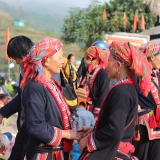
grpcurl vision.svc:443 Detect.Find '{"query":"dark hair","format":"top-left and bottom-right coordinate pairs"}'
top-left (7, 36), bottom-right (34, 59)
top-left (79, 102), bottom-right (85, 107)
top-left (67, 54), bottom-right (74, 60)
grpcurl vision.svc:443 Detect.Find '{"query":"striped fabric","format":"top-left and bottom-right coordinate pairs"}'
top-left (87, 133), bottom-right (96, 152)
top-left (48, 127), bottom-right (62, 147)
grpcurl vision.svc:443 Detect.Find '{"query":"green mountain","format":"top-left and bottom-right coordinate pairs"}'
top-left (0, 1), bottom-right (64, 34)
top-left (0, 11), bottom-right (83, 80)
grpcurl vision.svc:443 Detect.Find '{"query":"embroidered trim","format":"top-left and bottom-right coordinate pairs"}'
top-left (150, 77), bottom-right (160, 105)
top-left (36, 153), bottom-right (48, 160)
top-left (87, 133), bottom-right (96, 152)
top-left (114, 77), bottom-right (128, 86)
top-left (46, 80), bottom-right (73, 130)
top-left (46, 80), bottom-right (73, 152)
top-left (109, 46), bottom-right (130, 68)
top-left (48, 127), bottom-right (62, 146)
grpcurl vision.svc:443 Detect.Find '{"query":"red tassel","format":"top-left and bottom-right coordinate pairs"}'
top-left (149, 111), bottom-right (157, 128)
top-left (133, 130), bottom-right (140, 141)
top-left (156, 107), bottom-right (160, 121)
top-left (133, 117), bottom-right (140, 141)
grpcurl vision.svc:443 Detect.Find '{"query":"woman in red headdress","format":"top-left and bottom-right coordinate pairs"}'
top-left (133, 42), bottom-right (160, 160)
top-left (78, 41), bottom-right (151, 160)
top-left (79, 46), bottom-right (110, 114)
top-left (21, 37), bottom-right (81, 160)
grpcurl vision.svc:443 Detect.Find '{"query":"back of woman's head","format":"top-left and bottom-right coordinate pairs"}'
top-left (109, 41), bottom-right (151, 96)
top-left (141, 42), bottom-right (160, 58)
top-left (7, 36), bottom-right (34, 59)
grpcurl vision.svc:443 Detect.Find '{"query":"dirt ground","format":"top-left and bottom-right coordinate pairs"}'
top-left (0, 113), bottom-right (18, 137)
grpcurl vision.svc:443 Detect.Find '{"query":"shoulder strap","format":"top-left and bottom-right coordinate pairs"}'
top-left (124, 116), bottom-right (135, 131)
top-left (68, 62), bottom-right (74, 80)
top-left (88, 67), bottom-right (102, 100)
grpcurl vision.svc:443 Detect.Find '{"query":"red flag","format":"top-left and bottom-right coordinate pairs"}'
top-left (123, 12), bottom-right (128, 30)
top-left (102, 9), bottom-right (107, 21)
top-left (5, 28), bottom-right (10, 59)
top-left (133, 13), bottom-right (139, 31)
top-left (114, 11), bottom-right (118, 28)
top-left (141, 15), bottom-right (146, 31)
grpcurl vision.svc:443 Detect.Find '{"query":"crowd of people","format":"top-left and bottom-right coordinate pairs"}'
top-left (0, 35), bottom-right (159, 160)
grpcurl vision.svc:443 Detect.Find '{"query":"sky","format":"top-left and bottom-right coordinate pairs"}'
top-left (3, 0), bottom-right (109, 8)
top-left (1, 0), bottom-right (109, 17)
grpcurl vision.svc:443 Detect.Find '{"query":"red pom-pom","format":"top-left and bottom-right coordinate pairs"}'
top-left (149, 111), bottom-right (157, 128)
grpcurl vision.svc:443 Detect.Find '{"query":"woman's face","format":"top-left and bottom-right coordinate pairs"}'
top-left (69, 56), bottom-right (76, 64)
top-left (106, 54), bottom-right (119, 79)
top-left (84, 55), bottom-right (92, 68)
top-left (47, 49), bottom-right (64, 74)
top-left (151, 54), bottom-right (160, 69)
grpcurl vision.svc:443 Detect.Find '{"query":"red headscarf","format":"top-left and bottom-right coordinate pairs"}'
top-left (141, 42), bottom-right (160, 57)
top-left (84, 46), bottom-right (109, 73)
top-left (20, 37), bottom-right (63, 89)
top-left (109, 41), bottom-right (151, 96)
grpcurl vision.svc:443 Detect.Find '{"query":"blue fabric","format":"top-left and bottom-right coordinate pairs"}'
top-left (73, 107), bottom-right (95, 130)
top-left (75, 60), bottom-right (81, 65)
top-left (3, 132), bottom-right (12, 141)
top-left (71, 143), bottom-right (81, 160)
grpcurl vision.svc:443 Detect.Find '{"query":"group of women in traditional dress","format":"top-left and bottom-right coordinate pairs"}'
top-left (2, 35), bottom-right (160, 160)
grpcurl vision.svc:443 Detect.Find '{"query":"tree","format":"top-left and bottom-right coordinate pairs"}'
top-left (62, 0), bottom-right (157, 50)
top-left (62, 0), bottom-right (106, 50)
top-left (107, 0), bottom-right (157, 33)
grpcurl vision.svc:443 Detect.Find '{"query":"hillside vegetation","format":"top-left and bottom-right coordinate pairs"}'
top-left (0, 11), bottom-right (83, 80)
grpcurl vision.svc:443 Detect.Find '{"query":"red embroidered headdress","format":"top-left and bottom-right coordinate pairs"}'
top-left (109, 41), bottom-right (152, 96)
top-left (84, 46), bottom-right (109, 73)
top-left (20, 37), bottom-right (63, 89)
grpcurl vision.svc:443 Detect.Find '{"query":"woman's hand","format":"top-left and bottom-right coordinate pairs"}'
top-left (78, 136), bottom-right (87, 152)
top-left (77, 126), bottom-right (93, 138)
top-left (62, 130), bottom-right (82, 141)
top-left (138, 104), bottom-right (141, 112)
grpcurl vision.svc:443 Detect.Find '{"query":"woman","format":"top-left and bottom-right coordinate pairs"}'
top-left (0, 35), bottom-right (34, 160)
top-left (78, 41), bottom-right (151, 160)
top-left (77, 41), bottom-right (109, 85)
top-left (21, 37), bottom-right (81, 160)
top-left (79, 46), bottom-right (110, 114)
top-left (67, 54), bottom-right (76, 65)
top-left (133, 42), bottom-right (160, 160)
